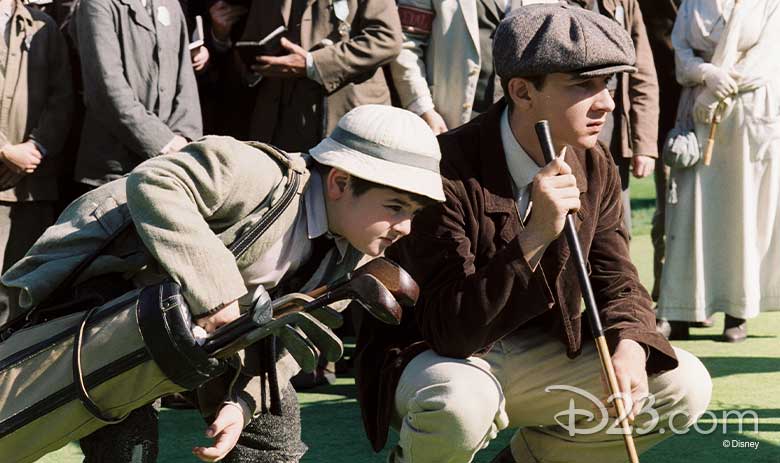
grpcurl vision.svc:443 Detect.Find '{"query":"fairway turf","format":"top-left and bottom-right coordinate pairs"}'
top-left (36, 177), bottom-right (780, 462)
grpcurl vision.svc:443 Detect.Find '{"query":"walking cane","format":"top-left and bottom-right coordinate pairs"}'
top-left (703, 102), bottom-right (724, 166)
top-left (534, 121), bottom-right (640, 463)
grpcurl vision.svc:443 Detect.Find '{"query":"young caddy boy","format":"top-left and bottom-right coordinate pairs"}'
top-left (0, 105), bottom-right (444, 462)
top-left (354, 5), bottom-right (713, 463)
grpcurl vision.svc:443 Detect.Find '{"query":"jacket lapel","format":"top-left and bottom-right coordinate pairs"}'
top-left (119, 0), bottom-right (154, 33)
top-left (458, 0), bottom-right (480, 58)
top-left (480, 0), bottom-right (502, 23)
top-left (478, 102), bottom-right (522, 244)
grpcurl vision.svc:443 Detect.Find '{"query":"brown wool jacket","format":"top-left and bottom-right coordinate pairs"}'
top-left (354, 100), bottom-right (678, 452)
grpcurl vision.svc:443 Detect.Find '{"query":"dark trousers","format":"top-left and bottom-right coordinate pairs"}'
top-left (651, 161), bottom-right (670, 302)
top-left (80, 401), bottom-right (160, 463)
top-left (614, 158), bottom-right (632, 237)
top-left (0, 201), bottom-right (56, 274)
top-left (80, 382), bottom-right (306, 463)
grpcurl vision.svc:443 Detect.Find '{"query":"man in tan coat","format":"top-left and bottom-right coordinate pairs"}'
top-left (0, 0), bottom-right (73, 272)
top-left (237, 0), bottom-right (402, 152)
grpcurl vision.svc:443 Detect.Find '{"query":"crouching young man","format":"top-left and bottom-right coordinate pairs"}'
top-left (0, 105), bottom-right (444, 462)
top-left (354, 5), bottom-right (712, 463)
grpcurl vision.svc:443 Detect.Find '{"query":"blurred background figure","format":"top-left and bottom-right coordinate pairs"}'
top-left (637, 0), bottom-right (682, 315)
top-left (568, 0), bottom-right (659, 235)
top-left (69, 0), bottom-right (202, 191)
top-left (187, 0), bottom-right (257, 139)
top-left (658, 0), bottom-right (780, 342)
top-left (0, 0), bottom-right (73, 272)
top-left (238, 0), bottom-right (402, 153)
top-left (390, 0), bottom-right (557, 135)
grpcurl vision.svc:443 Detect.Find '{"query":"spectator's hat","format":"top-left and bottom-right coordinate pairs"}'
top-left (309, 105), bottom-right (445, 202)
top-left (493, 3), bottom-right (637, 80)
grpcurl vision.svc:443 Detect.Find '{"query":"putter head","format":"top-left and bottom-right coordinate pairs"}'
top-left (353, 257), bottom-right (420, 307)
top-left (347, 274), bottom-right (402, 325)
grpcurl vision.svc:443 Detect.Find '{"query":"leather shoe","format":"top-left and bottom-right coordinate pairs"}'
top-left (657, 319), bottom-right (690, 340)
top-left (723, 314), bottom-right (747, 342)
top-left (668, 321), bottom-right (691, 340)
top-left (690, 317), bottom-right (714, 328)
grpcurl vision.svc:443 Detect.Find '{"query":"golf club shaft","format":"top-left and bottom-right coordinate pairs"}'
top-left (203, 297), bottom-right (292, 355)
top-left (203, 276), bottom-right (353, 352)
top-left (534, 120), bottom-right (639, 463)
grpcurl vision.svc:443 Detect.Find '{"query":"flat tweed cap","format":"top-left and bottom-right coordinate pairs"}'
top-left (493, 3), bottom-right (637, 79)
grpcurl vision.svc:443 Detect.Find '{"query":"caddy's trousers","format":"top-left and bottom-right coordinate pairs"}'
top-left (389, 329), bottom-right (712, 463)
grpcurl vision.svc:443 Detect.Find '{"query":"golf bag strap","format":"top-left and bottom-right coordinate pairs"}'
top-left (225, 147), bottom-right (302, 261)
top-left (72, 306), bottom-right (130, 424)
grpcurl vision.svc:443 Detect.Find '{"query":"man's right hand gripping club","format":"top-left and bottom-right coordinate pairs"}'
top-left (518, 149), bottom-right (581, 269)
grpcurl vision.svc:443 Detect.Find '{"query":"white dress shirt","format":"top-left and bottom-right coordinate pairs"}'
top-left (500, 107), bottom-right (541, 221)
top-left (239, 168), bottom-right (348, 308)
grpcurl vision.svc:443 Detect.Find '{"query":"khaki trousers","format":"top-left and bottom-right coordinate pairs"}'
top-left (391, 330), bottom-right (712, 463)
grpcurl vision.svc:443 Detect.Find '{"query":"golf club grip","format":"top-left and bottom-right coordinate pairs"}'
top-left (533, 121), bottom-right (604, 337)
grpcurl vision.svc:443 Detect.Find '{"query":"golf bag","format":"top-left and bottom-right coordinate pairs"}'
top-left (0, 280), bottom-right (225, 463)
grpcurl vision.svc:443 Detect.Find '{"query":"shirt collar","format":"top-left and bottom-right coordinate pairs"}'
top-left (304, 169), bottom-right (349, 258)
top-left (500, 107), bottom-right (541, 195)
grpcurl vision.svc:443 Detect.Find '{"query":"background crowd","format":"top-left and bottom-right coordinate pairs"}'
top-left (4, 0), bottom-right (779, 363)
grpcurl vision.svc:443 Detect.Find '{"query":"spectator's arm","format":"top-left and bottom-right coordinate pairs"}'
top-left (74, 0), bottom-right (177, 158)
top-left (389, 0), bottom-right (436, 115)
top-left (671, 0), bottom-right (710, 86)
top-left (310, 0), bottom-right (403, 95)
top-left (625, 0), bottom-right (659, 157)
top-left (28, 14), bottom-right (74, 158)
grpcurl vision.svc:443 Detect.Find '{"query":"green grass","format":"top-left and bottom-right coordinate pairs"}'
top-left (38, 177), bottom-right (780, 462)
